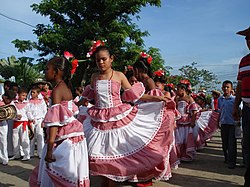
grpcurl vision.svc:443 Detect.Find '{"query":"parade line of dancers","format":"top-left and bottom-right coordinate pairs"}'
top-left (0, 43), bottom-right (239, 187)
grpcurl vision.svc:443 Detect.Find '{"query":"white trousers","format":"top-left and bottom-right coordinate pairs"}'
top-left (12, 122), bottom-right (30, 158)
top-left (0, 121), bottom-right (8, 164)
top-left (30, 119), bottom-right (44, 158)
top-left (7, 119), bottom-right (14, 156)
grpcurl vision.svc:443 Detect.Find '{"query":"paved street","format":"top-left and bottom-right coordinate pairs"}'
top-left (0, 132), bottom-right (245, 187)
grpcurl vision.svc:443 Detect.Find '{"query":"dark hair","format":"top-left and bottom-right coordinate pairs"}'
top-left (31, 85), bottom-right (41, 93)
top-left (4, 80), bottom-right (11, 87)
top-left (94, 46), bottom-right (113, 58)
top-left (133, 57), bottom-right (153, 78)
top-left (3, 90), bottom-right (16, 100)
top-left (10, 82), bottom-right (19, 90)
top-left (18, 87), bottom-right (28, 94)
top-left (154, 76), bottom-right (166, 84)
top-left (222, 80), bottom-right (233, 88)
top-left (48, 57), bottom-right (72, 89)
top-left (125, 69), bottom-right (134, 80)
top-left (177, 83), bottom-right (188, 91)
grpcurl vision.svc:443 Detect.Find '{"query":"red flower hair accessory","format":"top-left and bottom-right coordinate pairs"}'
top-left (166, 83), bottom-right (174, 89)
top-left (154, 69), bottom-right (165, 77)
top-left (63, 51), bottom-right (87, 77)
top-left (196, 92), bottom-right (206, 100)
top-left (140, 52), bottom-right (153, 64)
top-left (179, 79), bottom-right (192, 91)
top-left (86, 40), bottom-right (106, 58)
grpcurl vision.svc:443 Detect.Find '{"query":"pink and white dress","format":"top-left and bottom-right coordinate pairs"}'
top-left (194, 105), bottom-right (219, 149)
top-left (175, 100), bottom-right (198, 161)
top-left (29, 100), bottom-right (89, 187)
top-left (81, 80), bottom-right (176, 182)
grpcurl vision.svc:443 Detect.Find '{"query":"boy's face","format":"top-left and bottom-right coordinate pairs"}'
top-left (222, 83), bottom-right (232, 95)
top-left (2, 95), bottom-right (11, 105)
top-left (11, 86), bottom-right (18, 94)
top-left (31, 89), bottom-right (39, 99)
top-left (18, 92), bottom-right (27, 102)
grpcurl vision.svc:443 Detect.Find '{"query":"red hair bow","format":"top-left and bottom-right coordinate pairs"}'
top-left (166, 83), bottom-right (174, 89)
top-left (180, 79), bottom-right (192, 91)
top-left (86, 40), bottom-right (106, 58)
top-left (154, 69), bottom-right (165, 77)
top-left (140, 52), bottom-right (153, 64)
top-left (64, 51), bottom-right (79, 76)
top-left (64, 51), bottom-right (74, 60)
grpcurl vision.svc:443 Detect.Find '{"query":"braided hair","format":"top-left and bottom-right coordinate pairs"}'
top-left (133, 56), bottom-right (153, 78)
top-left (49, 56), bottom-right (72, 89)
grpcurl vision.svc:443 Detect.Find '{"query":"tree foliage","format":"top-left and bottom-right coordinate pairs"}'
top-left (0, 56), bottom-right (42, 87)
top-left (178, 62), bottom-right (219, 91)
top-left (12, 0), bottom-right (165, 86)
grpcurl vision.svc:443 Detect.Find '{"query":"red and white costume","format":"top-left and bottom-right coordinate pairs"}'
top-left (30, 100), bottom-right (89, 187)
top-left (82, 80), bottom-right (176, 182)
top-left (194, 105), bottom-right (219, 149)
top-left (175, 100), bottom-right (198, 161)
top-left (27, 98), bottom-right (47, 158)
top-left (13, 100), bottom-right (30, 159)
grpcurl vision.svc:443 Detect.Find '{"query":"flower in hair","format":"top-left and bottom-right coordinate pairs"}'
top-left (86, 40), bottom-right (106, 58)
top-left (71, 59), bottom-right (78, 75)
top-left (127, 65), bottom-right (133, 70)
top-left (179, 79), bottom-right (192, 91)
top-left (64, 51), bottom-right (74, 60)
top-left (154, 69), bottom-right (165, 77)
top-left (196, 92), bottom-right (206, 100)
top-left (140, 52), bottom-right (153, 64)
top-left (166, 83), bottom-right (174, 89)
top-left (64, 51), bottom-right (88, 77)
top-left (63, 51), bottom-right (79, 77)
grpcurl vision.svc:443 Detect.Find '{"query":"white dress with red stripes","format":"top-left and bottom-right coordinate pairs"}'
top-left (175, 100), bottom-right (198, 161)
top-left (29, 100), bottom-right (89, 187)
top-left (82, 80), bottom-right (176, 182)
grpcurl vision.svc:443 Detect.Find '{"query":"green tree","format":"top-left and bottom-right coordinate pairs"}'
top-left (12, 0), bottom-right (165, 86)
top-left (0, 56), bottom-right (42, 87)
top-left (178, 62), bottom-right (219, 91)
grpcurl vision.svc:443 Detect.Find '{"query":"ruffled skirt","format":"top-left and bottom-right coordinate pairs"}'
top-left (83, 101), bottom-right (176, 182)
top-left (29, 138), bottom-right (89, 187)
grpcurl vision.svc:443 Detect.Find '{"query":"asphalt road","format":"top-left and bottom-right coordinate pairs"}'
top-left (0, 131), bottom-right (245, 187)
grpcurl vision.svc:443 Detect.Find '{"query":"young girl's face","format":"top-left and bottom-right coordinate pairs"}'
top-left (128, 76), bottom-right (137, 86)
top-left (95, 50), bottom-right (113, 72)
top-left (18, 92), bottom-right (27, 102)
top-left (155, 82), bottom-right (164, 91)
top-left (45, 62), bottom-right (56, 82)
top-left (31, 89), bottom-right (39, 99)
top-left (176, 87), bottom-right (186, 97)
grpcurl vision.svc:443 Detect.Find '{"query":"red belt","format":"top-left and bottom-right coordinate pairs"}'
top-left (13, 121), bottom-right (29, 131)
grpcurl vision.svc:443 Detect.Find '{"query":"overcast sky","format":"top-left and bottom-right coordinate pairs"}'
top-left (0, 0), bottom-right (250, 83)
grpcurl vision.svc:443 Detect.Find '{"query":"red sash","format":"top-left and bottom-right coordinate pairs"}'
top-left (13, 121), bottom-right (28, 131)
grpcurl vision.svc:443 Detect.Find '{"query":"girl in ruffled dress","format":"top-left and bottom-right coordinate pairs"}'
top-left (29, 57), bottom-right (89, 187)
top-left (133, 59), bottom-right (180, 183)
top-left (174, 80), bottom-right (199, 161)
top-left (193, 93), bottom-right (219, 149)
top-left (81, 46), bottom-right (176, 187)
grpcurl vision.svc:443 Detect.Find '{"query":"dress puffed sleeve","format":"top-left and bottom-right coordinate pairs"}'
top-left (82, 85), bottom-right (94, 101)
top-left (122, 82), bottom-right (145, 103)
top-left (43, 104), bottom-right (74, 127)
